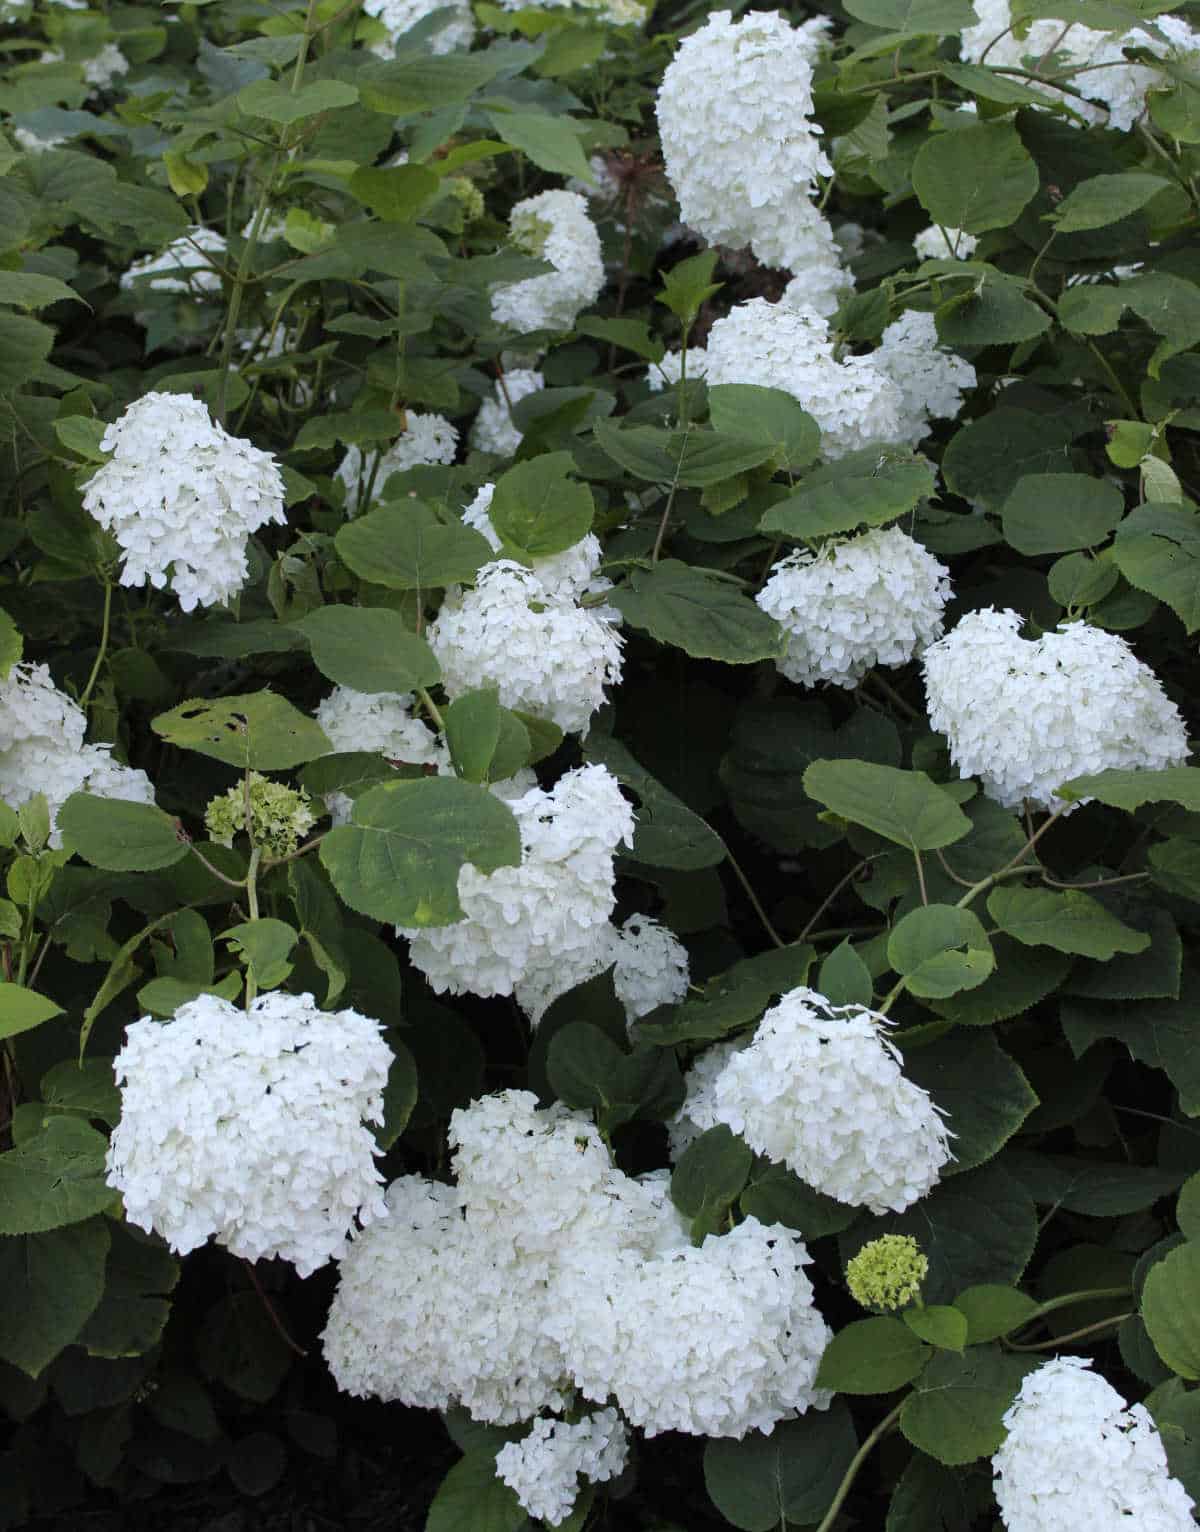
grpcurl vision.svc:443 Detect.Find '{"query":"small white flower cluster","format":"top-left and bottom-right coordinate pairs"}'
top-left (922, 608), bottom-right (1190, 812)
top-left (120, 226), bottom-right (227, 298)
top-left (323, 1089), bottom-right (831, 1442)
top-left (428, 558), bottom-right (622, 734)
top-left (469, 369), bottom-right (545, 457)
top-left (491, 191), bottom-right (605, 335)
top-left (913, 224), bottom-right (978, 261)
top-left (493, 0), bottom-right (645, 22)
top-left (336, 414), bottom-right (459, 512)
top-left (82, 42), bottom-right (129, 91)
top-left (14, 125), bottom-right (69, 153)
top-left (674, 987), bottom-right (953, 1214)
top-left (495, 1411), bottom-right (628, 1527)
top-left (612, 914), bottom-right (690, 1023)
top-left (645, 348), bottom-right (710, 393)
top-left (82, 392), bottom-right (286, 611)
top-left (0, 662), bottom-right (155, 844)
top-left (362, 0), bottom-right (475, 56)
top-left (461, 482), bottom-right (606, 601)
top-left (993, 1357), bottom-right (1196, 1531)
top-left (106, 991), bottom-right (393, 1278)
top-left (871, 310), bottom-right (978, 448)
top-left (656, 11), bottom-right (835, 278)
top-left (757, 527), bottom-right (952, 690)
top-left (401, 764), bottom-right (634, 1021)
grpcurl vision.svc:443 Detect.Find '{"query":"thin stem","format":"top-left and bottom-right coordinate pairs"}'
top-left (187, 842), bottom-right (248, 891)
top-left (721, 840), bottom-right (785, 949)
top-left (1005, 1312), bottom-right (1131, 1352)
top-left (240, 1258), bottom-right (308, 1357)
top-left (244, 847), bottom-right (262, 1010)
top-left (914, 849), bottom-right (929, 906)
top-left (417, 686), bottom-right (446, 735)
top-left (79, 578), bottom-right (113, 707)
top-left (1041, 870), bottom-right (1149, 891)
top-left (1084, 338), bottom-right (1140, 419)
top-left (813, 1402), bottom-right (903, 1532)
top-left (798, 858), bottom-right (878, 944)
top-left (866, 669), bottom-right (921, 721)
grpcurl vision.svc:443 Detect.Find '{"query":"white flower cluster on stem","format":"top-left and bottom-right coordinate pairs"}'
top-left (495, 1411), bottom-right (629, 1527)
top-left (120, 226), bottom-right (227, 297)
top-left (992, 1356), bottom-right (1195, 1530)
top-left (82, 391), bottom-right (286, 611)
top-left (491, 190), bottom-right (605, 335)
top-left (674, 986), bottom-right (953, 1213)
top-left (922, 608), bottom-right (1190, 812)
top-left (322, 1089), bottom-right (831, 1441)
top-left (336, 414), bottom-right (459, 513)
top-left (106, 991), bottom-right (393, 1278)
top-left (469, 368), bottom-right (545, 457)
top-left (871, 310), bottom-right (978, 448)
top-left (0, 662), bottom-right (155, 843)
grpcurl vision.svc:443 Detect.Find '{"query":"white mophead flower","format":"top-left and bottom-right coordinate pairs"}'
top-left (656, 10), bottom-right (832, 274)
top-left (362, 0), bottom-right (475, 56)
top-left (495, 1411), bottom-right (628, 1528)
top-left (460, 483), bottom-right (604, 601)
top-left (993, 1357), bottom-right (1196, 1531)
top-left (705, 299), bottom-right (904, 460)
top-left (469, 369), bottom-right (545, 457)
top-left (922, 608), bottom-right (1190, 812)
top-left (612, 914), bottom-right (690, 1023)
top-left (870, 310), bottom-right (977, 447)
top-left (428, 560), bottom-right (622, 735)
top-left (401, 764), bottom-right (634, 1020)
top-left (692, 987), bottom-right (953, 1214)
top-left (913, 224), bottom-right (978, 261)
top-left (106, 991), bottom-right (393, 1278)
top-left (756, 527), bottom-right (951, 690)
top-left (120, 226), bottom-right (227, 298)
top-left (491, 191), bottom-right (604, 335)
top-left (81, 392), bottom-right (286, 611)
top-left (336, 413), bottom-right (459, 512)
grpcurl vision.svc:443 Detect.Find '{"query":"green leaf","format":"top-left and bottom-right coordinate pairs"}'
top-left (1112, 503), bottom-right (1200, 633)
top-left (610, 561), bottom-right (782, 665)
top-left (40, 1060), bottom-right (120, 1126)
top-left (904, 1305), bottom-right (968, 1351)
top-left (151, 693), bottom-right (332, 770)
top-left (77, 1223), bottom-right (180, 1359)
top-left (1001, 473), bottom-right (1125, 556)
top-left (583, 735), bottom-right (725, 871)
top-left (818, 940), bottom-right (874, 1009)
top-left (1180, 1175), bottom-right (1200, 1241)
top-left (320, 776), bottom-right (521, 926)
top-left (888, 905), bottom-right (995, 999)
top-left (237, 79), bottom-right (358, 125)
top-left (0, 272), bottom-right (83, 311)
top-left (487, 109), bottom-right (591, 182)
top-left (702, 1404), bottom-right (858, 1532)
top-left (0, 1218), bottom-right (109, 1377)
top-left (845, 0), bottom-right (975, 29)
top-left (0, 608), bottom-right (21, 681)
top-left (901, 1031), bottom-right (1038, 1174)
top-left (671, 1125), bottom-right (754, 1230)
top-left (335, 502), bottom-right (493, 591)
top-left (292, 607), bottom-right (441, 695)
top-left (952, 1284), bottom-right (1039, 1344)
top-left (986, 885), bottom-right (1150, 959)
top-left (53, 414), bottom-right (108, 463)
top-left (1048, 550), bottom-right (1119, 607)
top-left (58, 795), bottom-right (189, 873)
top-left (1003, 1149), bottom-right (1185, 1216)
top-left (887, 1453), bottom-right (995, 1532)
top-left (911, 122), bottom-right (1039, 234)
top-left (426, 1448), bottom-right (532, 1532)
top-left (1056, 766), bottom-right (1200, 812)
top-left (546, 1022), bottom-right (683, 1130)
top-left (0, 311), bottom-right (54, 393)
top-left (444, 689), bottom-right (503, 784)
top-left (223, 919), bottom-right (297, 991)
top-left (574, 315), bottom-right (663, 362)
top-left (488, 451), bottom-right (594, 559)
top-left (761, 457), bottom-right (935, 541)
top-left (376, 1038), bottom-right (419, 1151)
top-left (740, 1162), bottom-right (860, 1239)
top-left (932, 938), bottom-right (1071, 1027)
top-left (1066, 907), bottom-right (1180, 1001)
top-left (901, 1346), bottom-right (1032, 1465)
top-left (934, 275), bottom-right (1053, 347)
top-left (0, 982), bottom-right (63, 1040)
top-left (657, 248), bottom-right (722, 327)
top-left (816, 1317), bottom-right (930, 1394)
top-left (939, 60), bottom-right (1055, 105)
top-left (943, 408), bottom-right (1076, 510)
top-left (348, 164), bottom-right (440, 223)
top-left (707, 385), bottom-right (820, 475)
top-left (1142, 1241), bottom-right (1200, 1379)
top-left (804, 760), bottom-right (972, 853)
top-left (0, 1116), bottom-right (116, 1234)
top-left (1052, 172), bottom-right (1172, 233)
top-left (1062, 975), bottom-right (1200, 1116)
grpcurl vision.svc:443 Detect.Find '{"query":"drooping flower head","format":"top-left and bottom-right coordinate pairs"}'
top-left (491, 190), bottom-right (604, 335)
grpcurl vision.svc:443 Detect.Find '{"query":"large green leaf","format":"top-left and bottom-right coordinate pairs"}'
top-left (804, 760), bottom-right (972, 853)
top-left (1001, 473), bottom-right (1125, 556)
top-left (942, 408), bottom-right (1075, 509)
top-left (320, 776), bottom-right (521, 926)
top-left (546, 1022), bottom-right (683, 1131)
top-left (739, 1162), bottom-right (860, 1240)
top-left (761, 457), bottom-right (935, 541)
top-left (1142, 1241), bottom-right (1200, 1379)
top-left (0, 1218), bottom-right (110, 1377)
top-left (935, 276), bottom-right (1053, 348)
top-left (292, 607), bottom-right (441, 695)
top-left (901, 1031), bottom-right (1038, 1174)
top-left (888, 905), bottom-right (995, 998)
top-left (335, 502), bottom-right (493, 591)
top-left (1053, 172), bottom-right (1172, 233)
top-left (77, 1223), bottom-right (180, 1359)
top-left (583, 735), bottom-right (725, 870)
top-left (900, 1346), bottom-right (1032, 1465)
top-left (237, 79), bottom-right (358, 125)
top-left (610, 561), bottom-right (783, 664)
top-left (152, 693), bottom-right (331, 770)
top-left (425, 1448), bottom-right (531, 1532)
top-left (703, 1404), bottom-right (858, 1532)
top-left (1112, 503), bottom-right (1200, 633)
top-left (986, 885), bottom-right (1150, 959)
top-left (911, 122), bottom-right (1039, 234)
top-left (845, 0), bottom-right (976, 31)
top-left (671, 1126), bottom-right (754, 1232)
top-left (0, 312), bottom-right (54, 393)
top-left (706, 385), bottom-right (820, 475)
top-left (886, 1453), bottom-right (996, 1532)
top-left (1056, 766), bottom-right (1200, 812)
top-left (0, 1117), bottom-right (117, 1234)
top-left (486, 109), bottom-right (592, 182)
top-left (487, 451), bottom-right (594, 560)
top-left (1062, 976), bottom-right (1200, 1116)
top-left (816, 1317), bottom-right (930, 1394)
top-left (594, 422), bottom-right (775, 487)
top-left (58, 795), bottom-right (189, 873)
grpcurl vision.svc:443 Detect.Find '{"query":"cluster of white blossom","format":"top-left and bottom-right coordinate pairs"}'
top-left (871, 310), bottom-right (977, 447)
top-left (993, 1357), bottom-right (1196, 1530)
top-left (913, 224), bottom-right (978, 261)
top-left (14, 125), bottom-right (69, 153)
top-left (82, 43), bottom-right (129, 91)
top-left (611, 914), bottom-right (690, 1023)
top-left (756, 527), bottom-right (951, 689)
top-left (460, 482), bottom-right (606, 601)
top-left (469, 369), bottom-right (545, 457)
top-left (495, 1411), bottom-right (628, 1527)
top-left (106, 992), bottom-right (393, 1278)
top-left (362, 0), bottom-right (475, 56)
top-left (645, 348), bottom-right (710, 393)
top-left (82, 392), bottom-right (286, 611)
top-left (323, 1089), bottom-right (831, 1444)
top-left (336, 414), bottom-right (459, 512)
top-left (491, 191), bottom-right (605, 335)
top-left (779, 204), bottom-right (856, 318)
top-left (922, 608), bottom-right (1189, 811)
top-left (674, 987), bottom-right (953, 1213)
top-left (428, 559), bottom-right (622, 734)
top-left (0, 662), bottom-right (155, 843)
top-left (120, 226), bottom-right (227, 298)
top-left (493, 0), bottom-right (645, 20)
top-left (401, 764), bottom-right (633, 1021)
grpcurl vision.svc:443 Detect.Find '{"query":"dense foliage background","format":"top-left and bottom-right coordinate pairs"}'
top-left (4, 0), bottom-right (1200, 1525)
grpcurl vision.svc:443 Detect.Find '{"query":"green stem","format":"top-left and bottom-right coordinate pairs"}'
top-left (187, 843), bottom-right (248, 891)
top-left (1005, 1311), bottom-right (1131, 1352)
top-left (721, 840), bottom-right (786, 949)
top-left (244, 846), bottom-right (262, 1010)
top-left (79, 578), bottom-right (113, 708)
top-left (1085, 338), bottom-right (1141, 419)
top-left (417, 686), bottom-right (446, 735)
top-left (813, 1401), bottom-right (904, 1532)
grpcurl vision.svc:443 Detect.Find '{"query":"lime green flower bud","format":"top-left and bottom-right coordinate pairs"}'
top-left (204, 772), bottom-right (316, 859)
top-left (845, 1235), bottom-right (928, 1312)
top-left (449, 176), bottom-right (485, 224)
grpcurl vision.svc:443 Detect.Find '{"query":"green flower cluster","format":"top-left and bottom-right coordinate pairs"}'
top-left (204, 772), bottom-right (316, 860)
top-left (845, 1235), bottom-right (928, 1312)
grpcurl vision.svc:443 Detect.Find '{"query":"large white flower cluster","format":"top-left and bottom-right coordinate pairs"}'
top-left (401, 764), bottom-right (634, 1021)
top-left (871, 310), bottom-right (977, 447)
top-left (675, 987), bottom-right (953, 1213)
top-left (460, 482), bottom-right (605, 601)
top-left (82, 392), bottom-right (286, 611)
top-left (706, 299), bottom-right (904, 460)
top-left (362, 0), bottom-right (475, 56)
top-left (922, 608), bottom-right (1190, 812)
top-left (469, 369), bottom-right (545, 457)
top-left (323, 1089), bottom-right (831, 1439)
top-left (336, 414), bottom-right (459, 512)
top-left (0, 662), bottom-right (155, 843)
top-left (756, 527), bottom-right (951, 690)
top-left (992, 1357), bottom-right (1195, 1531)
top-left (106, 991), bottom-right (393, 1278)
top-left (612, 914), bottom-right (690, 1022)
top-left (491, 191), bottom-right (605, 335)
top-left (495, 1411), bottom-right (628, 1528)
top-left (656, 11), bottom-right (833, 275)
top-left (428, 559), bottom-right (622, 734)
top-left (120, 226), bottom-right (227, 297)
